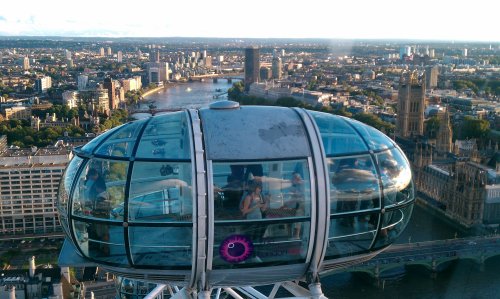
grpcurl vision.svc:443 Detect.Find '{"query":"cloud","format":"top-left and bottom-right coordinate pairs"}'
top-left (0, 16), bottom-right (6, 21)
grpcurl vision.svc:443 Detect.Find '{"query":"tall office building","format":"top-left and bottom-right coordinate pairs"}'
top-left (107, 47), bottom-right (112, 56)
top-left (77, 75), bottom-right (89, 91)
top-left (425, 65), bottom-right (439, 89)
top-left (204, 56), bottom-right (213, 68)
top-left (0, 145), bottom-right (72, 236)
top-left (462, 48), bottom-right (468, 57)
top-left (117, 51), bottom-right (123, 63)
top-left (22, 56), bottom-right (30, 70)
top-left (65, 49), bottom-right (72, 60)
top-left (147, 62), bottom-right (169, 83)
top-left (100, 47), bottom-right (105, 56)
top-left (272, 56), bottom-right (282, 79)
top-left (259, 67), bottom-right (272, 81)
top-left (151, 50), bottom-right (160, 63)
top-left (399, 46), bottom-right (411, 59)
top-left (244, 47), bottom-right (260, 91)
top-left (35, 76), bottom-right (52, 93)
top-left (396, 70), bottom-right (425, 138)
top-left (103, 77), bottom-right (117, 110)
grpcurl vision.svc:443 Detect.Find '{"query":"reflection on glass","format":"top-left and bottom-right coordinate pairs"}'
top-left (310, 111), bottom-right (368, 156)
top-left (376, 148), bottom-right (413, 208)
top-left (326, 212), bottom-right (379, 259)
top-left (73, 220), bottom-right (126, 264)
top-left (94, 119), bottom-right (148, 157)
top-left (80, 125), bottom-right (123, 154)
top-left (129, 226), bottom-right (192, 267)
top-left (212, 221), bottom-right (310, 269)
top-left (72, 159), bottom-right (128, 221)
top-left (348, 119), bottom-right (395, 151)
top-left (212, 159), bottom-right (311, 268)
top-left (373, 205), bottom-right (413, 249)
top-left (212, 160), bottom-right (311, 221)
top-left (329, 155), bottom-right (380, 216)
top-left (135, 112), bottom-right (191, 159)
top-left (58, 156), bottom-right (83, 212)
top-left (117, 277), bottom-right (161, 299)
top-left (129, 162), bottom-right (192, 222)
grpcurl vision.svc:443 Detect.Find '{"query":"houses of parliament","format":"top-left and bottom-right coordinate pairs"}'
top-left (396, 70), bottom-right (499, 228)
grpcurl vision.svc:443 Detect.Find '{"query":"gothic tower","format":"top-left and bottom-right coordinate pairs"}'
top-left (397, 70), bottom-right (426, 138)
top-left (436, 109), bottom-right (453, 155)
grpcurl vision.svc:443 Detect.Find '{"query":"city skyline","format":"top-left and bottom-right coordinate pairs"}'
top-left (1, 0), bottom-right (499, 42)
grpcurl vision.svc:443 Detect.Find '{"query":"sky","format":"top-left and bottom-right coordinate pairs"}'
top-left (0, 0), bottom-right (499, 42)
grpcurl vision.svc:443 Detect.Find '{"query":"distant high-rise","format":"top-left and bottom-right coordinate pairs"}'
top-left (147, 62), bottom-right (169, 83)
top-left (107, 47), bottom-right (112, 56)
top-left (429, 49), bottom-right (435, 58)
top-left (462, 48), bottom-right (468, 57)
top-left (65, 49), bottom-right (72, 60)
top-left (244, 47), bottom-right (260, 91)
top-left (151, 50), bottom-right (160, 62)
top-left (117, 51), bottom-right (123, 63)
top-left (100, 47), bottom-right (105, 56)
top-left (22, 56), bottom-right (30, 70)
top-left (35, 76), bottom-right (52, 93)
top-left (260, 67), bottom-right (272, 81)
top-left (397, 70), bottom-right (425, 138)
top-left (399, 46), bottom-right (411, 59)
top-left (103, 77), bottom-right (117, 110)
top-left (204, 56), bottom-right (212, 68)
top-left (78, 75), bottom-right (89, 91)
top-left (425, 66), bottom-right (439, 89)
top-left (272, 56), bottom-right (282, 79)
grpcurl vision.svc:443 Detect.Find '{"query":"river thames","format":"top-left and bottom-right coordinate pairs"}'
top-left (142, 80), bottom-right (500, 299)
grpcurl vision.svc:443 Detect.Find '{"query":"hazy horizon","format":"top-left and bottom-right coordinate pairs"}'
top-left (1, 0), bottom-right (499, 43)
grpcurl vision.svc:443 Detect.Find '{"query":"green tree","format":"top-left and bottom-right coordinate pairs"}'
top-left (353, 113), bottom-right (395, 134)
top-left (460, 117), bottom-right (490, 140)
top-left (227, 81), bottom-right (245, 101)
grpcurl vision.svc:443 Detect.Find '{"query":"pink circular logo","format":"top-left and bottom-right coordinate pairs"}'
top-left (219, 234), bottom-right (254, 263)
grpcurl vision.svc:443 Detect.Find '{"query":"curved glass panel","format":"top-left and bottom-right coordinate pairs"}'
top-left (372, 205), bottom-right (413, 250)
top-left (325, 212), bottom-right (379, 259)
top-left (94, 119), bottom-right (148, 158)
top-left (212, 160), bottom-right (311, 268)
top-left (57, 156), bottom-right (84, 235)
top-left (80, 125), bottom-right (124, 155)
top-left (328, 155), bottom-right (381, 215)
top-left (347, 119), bottom-right (395, 151)
top-left (73, 220), bottom-right (127, 264)
top-left (129, 226), bottom-right (192, 267)
top-left (116, 277), bottom-right (163, 299)
top-left (376, 148), bottom-right (413, 208)
top-left (72, 158), bottom-right (128, 221)
top-left (135, 112), bottom-right (191, 159)
top-left (128, 162), bottom-right (193, 222)
top-left (309, 111), bottom-right (367, 156)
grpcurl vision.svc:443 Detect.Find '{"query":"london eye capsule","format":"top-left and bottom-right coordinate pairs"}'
top-left (57, 100), bottom-right (414, 291)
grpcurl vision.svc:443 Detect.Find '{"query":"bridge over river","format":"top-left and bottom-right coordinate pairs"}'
top-left (331, 235), bottom-right (500, 285)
